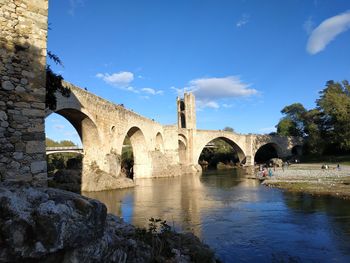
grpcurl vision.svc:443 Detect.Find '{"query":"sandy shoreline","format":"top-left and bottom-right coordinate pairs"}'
top-left (260, 164), bottom-right (350, 199)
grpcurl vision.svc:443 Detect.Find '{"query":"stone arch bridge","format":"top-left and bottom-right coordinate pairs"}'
top-left (47, 81), bottom-right (302, 191)
top-left (0, 0), bottom-right (301, 189)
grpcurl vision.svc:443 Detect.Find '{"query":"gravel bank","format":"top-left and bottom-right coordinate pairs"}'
top-left (261, 164), bottom-right (350, 199)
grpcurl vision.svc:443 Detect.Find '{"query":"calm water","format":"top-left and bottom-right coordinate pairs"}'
top-left (84, 169), bottom-right (350, 262)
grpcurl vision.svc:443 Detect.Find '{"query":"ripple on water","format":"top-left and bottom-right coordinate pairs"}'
top-left (85, 169), bottom-right (350, 262)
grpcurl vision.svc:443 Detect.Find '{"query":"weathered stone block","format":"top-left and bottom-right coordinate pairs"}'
top-left (1, 80), bottom-right (14, 90)
top-left (13, 152), bottom-right (23, 160)
top-left (26, 141), bottom-right (45, 154)
top-left (0, 110), bottom-right (8, 121)
top-left (30, 160), bottom-right (46, 173)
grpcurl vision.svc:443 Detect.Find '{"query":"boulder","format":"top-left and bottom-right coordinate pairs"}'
top-left (0, 184), bottom-right (106, 262)
top-left (0, 184), bottom-right (218, 263)
top-left (269, 158), bottom-right (283, 167)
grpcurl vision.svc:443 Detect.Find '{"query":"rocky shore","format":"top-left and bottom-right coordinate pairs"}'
top-left (0, 184), bottom-right (218, 263)
top-left (261, 164), bottom-right (350, 199)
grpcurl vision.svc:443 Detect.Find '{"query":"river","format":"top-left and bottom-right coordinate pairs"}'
top-left (84, 168), bottom-right (350, 262)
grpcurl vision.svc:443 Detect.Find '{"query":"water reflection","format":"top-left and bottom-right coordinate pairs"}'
top-left (84, 168), bottom-right (350, 262)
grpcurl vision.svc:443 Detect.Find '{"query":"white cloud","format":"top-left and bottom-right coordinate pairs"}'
top-left (197, 100), bottom-right (220, 109)
top-left (64, 131), bottom-right (79, 137)
top-left (236, 14), bottom-right (250, 28)
top-left (307, 11), bottom-right (350, 54)
top-left (141, 88), bottom-right (163, 95)
top-left (172, 76), bottom-right (257, 109)
top-left (96, 71), bottom-right (134, 87)
top-left (171, 86), bottom-right (186, 96)
top-left (222, 103), bottom-right (233, 108)
top-left (303, 16), bottom-right (315, 35)
top-left (68, 0), bottom-right (84, 16)
top-left (96, 71), bottom-right (162, 96)
top-left (54, 124), bottom-right (65, 130)
top-left (189, 76), bottom-right (257, 99)
top-left (126, 86), bottom-right (139, 94)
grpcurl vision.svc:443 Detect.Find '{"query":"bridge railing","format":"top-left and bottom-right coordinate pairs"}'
top-left (46, 146), bottom-right (83, 151)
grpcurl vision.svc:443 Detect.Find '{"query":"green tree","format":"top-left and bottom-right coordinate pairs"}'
top-left (223, 127), bottom-right (234, 132)
top-left (303, 109), bottom-right (324, 155)
top-left (276, 103), bottom-right (306, 137)
top-left (276, 118), bottom-right (299, 136)
top-left (317, 80), bottom-right (350, 152)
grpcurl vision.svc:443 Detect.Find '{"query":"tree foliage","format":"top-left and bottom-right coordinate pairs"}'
top-left (46, 137), bottom-right (76, 147)
top-left (276, 80), bottom-right (350, 155)
top-left (45, 138), bottom-right (81, 173)
top-left (223, 126), bottom-right (234, 132)
top-left (46, 51), bottom-right (71, 110)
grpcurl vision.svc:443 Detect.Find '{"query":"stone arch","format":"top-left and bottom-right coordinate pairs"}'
top-left (178, 134), bottom-right (187, 164)
top-left (155, 132), bottom-right (164, 152)
top-left (291, 145), bottom-right (303, 156)
top-left (124, 126), bottom-right (152, 178)
top-left (46, 108), bottom-right (101, 155)
top-left (195, 136), bottom-right (246, 165)
top-left (46, 108), bottom-right (103, 191)
top-left (254, 142), bottom-right (282, 163)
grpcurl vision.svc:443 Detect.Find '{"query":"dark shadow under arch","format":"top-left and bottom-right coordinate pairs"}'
top-left (123, 126), bottom-right (150, 179)
top-left (254, 143), bottom-right (280, 164)
top-left (198, 137), bottom-right (246, 169)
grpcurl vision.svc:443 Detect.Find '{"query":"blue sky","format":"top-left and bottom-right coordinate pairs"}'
top-left (46, 0), bottom-right (350, 145)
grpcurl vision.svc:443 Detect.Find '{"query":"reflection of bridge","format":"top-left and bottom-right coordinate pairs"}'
top-left (46, 146), bottom-right (84, 155)
top-left (46, 82), bottom-right (302, 192)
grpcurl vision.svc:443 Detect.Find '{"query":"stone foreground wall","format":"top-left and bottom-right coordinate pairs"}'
top-left (0, 0), bottom-right (48, 185)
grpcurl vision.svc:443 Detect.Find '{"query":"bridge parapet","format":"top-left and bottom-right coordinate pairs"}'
top-left (46, 146), bottom-right (84, 155)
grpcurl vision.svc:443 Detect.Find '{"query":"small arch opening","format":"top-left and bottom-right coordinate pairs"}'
top-left (254, 143), bottom-right (279, 164)
top-left (292, 145), bottom-right (303, 156)
top-left (180, 100), bottom-right (185, 111)
top-left (155, 132), bottom-right (164, 152)
top-left (180, 113), bottom-right (186, 128)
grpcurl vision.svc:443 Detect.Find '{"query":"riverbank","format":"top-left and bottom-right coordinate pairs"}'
top-left (261, 164), bottom-right (350, 199)
top-left (0, 183), bottom-right (218, 263)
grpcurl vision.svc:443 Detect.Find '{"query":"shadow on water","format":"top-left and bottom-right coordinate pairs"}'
top-left (84, 168), bottom-right (350, 262)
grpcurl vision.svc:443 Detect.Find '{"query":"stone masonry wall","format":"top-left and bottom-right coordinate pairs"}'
top-left (0, 0), bottom-right (48, 185)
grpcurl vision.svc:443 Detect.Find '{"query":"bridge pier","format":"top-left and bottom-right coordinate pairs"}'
top-left (245, 155), bottom-right (255, 166)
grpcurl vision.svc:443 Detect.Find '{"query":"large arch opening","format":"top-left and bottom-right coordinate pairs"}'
top-left (45, 109), bottom-right (100, 192)
top-left (254, 143), bottom-right (280, 164)
top-left (292, 145), bottom-right (303, 156)
top-left (122, 126), bottom-right (151, 179)
top-left (120, 135), bottom-right (134, 179)
top-left (198, 137), bottom-right (246, 170)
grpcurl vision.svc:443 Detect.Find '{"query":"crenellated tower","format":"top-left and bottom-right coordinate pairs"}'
top-left (177, 93), bottom-right (196, 130)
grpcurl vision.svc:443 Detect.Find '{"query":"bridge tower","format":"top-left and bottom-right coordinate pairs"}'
top-left (177, 93), bottom-right (200, 171)
top-left (177, 93), bottom-right (196, 130)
